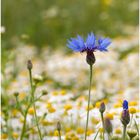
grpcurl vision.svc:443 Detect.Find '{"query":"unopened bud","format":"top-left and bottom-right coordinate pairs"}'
top-left (42, 90), bottom-right (48, 96)
top-left (104, 117), bottom-right (113, 134)
top-left (57, 121), bottom-right (61, 131)
top-left (99, 102), bottom-right (105, 113)
top-left (86, 51), bottom-right (96, 65)
top-left (127, 129), bottom-right (137, 139)
top-left (14, 92), bottom-right (19, 97)
top-left (121, 109), bottom-right (130, 126)
top-left (27, 60), bottom-right (33, 70)
top-left (33, 75), bottom-right (43, 84)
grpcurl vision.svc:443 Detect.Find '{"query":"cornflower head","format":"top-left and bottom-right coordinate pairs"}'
top-left (121, 100), bottom-right (130, 126)
top-left (123, 100), bottom-right (128, 110)
top-left (67, 32), bottom-right (111, 65)
top-left (121, 100), bottom-right (130, 140)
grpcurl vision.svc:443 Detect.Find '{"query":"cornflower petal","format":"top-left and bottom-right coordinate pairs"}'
top-left (86, 32), bottom-right (96, 50)
top-left (98, 38), bottom-right (111, 51)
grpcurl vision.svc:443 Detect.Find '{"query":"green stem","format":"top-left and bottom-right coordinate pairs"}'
top-left (20, 111), bottom-right (28, 140)
top-left (29, 69), bottom-right (43, 140)
top-left (93, 128), bottom-right (100, 140)
top-left (58, 130), bottom-right (61, 140)
top-left (84, 64), bottom-right (92, 140)
top-left (100, 113), bottom-right (105, 140)
top-left (123, 125), bottom-right (127, 140)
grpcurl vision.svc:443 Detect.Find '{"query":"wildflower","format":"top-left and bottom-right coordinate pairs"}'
top-left (121, 100), bottom-right (130, 126)
top-left (1, 133), bottom-right (8, 139)
top-left (60, 90), bottom-right (67, 95)
top-left (113, 102), bottom-right (122, 108)
top-left (129, 101), bottom-right (138, 106)
top-left (129, 107), bottom-right (137, 114)
top-left (67, 33), bottom-right (111, 65)
top-left (28, 107), bottom-right (35, 115)
top-left (65, 127), bottom-right (72, 133)
top-left (18, 92), bottom-right (27, 100)
top-left (12, 132), bottom-right (19, 139)
top-left (99, 127), bottom-right (104, 133)
top-left (95, 101), bottom-right (101, 108)
top-left (48, 107), bottom-right (56, 113)
top-left (86, 129), bottom-right (94, 136)
top-left (105, 113), bottom-right (114, 120)
top-left (115, 128), bottom-right (122, 134)
top-left (86, 104), bottom-right (93, 111)
top-left (54, 130), bottom-right (59, 136)
top-left (76, 127), bottom-right (84, 134)
top-left (12, 109), bottom-right (19, 117)
top-left (64, 104), bottom-right (73, 111)
top-left (123, 100), bottom-right (128, 110)
top-left (91, 117), bottom-right (100, 124)
top-left (121, 100), bottom-right (130, 140)
top-left (52, 91), bottom-right (59, 96)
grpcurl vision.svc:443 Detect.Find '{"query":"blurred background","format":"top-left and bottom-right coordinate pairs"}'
top-left (1, 1), bottom-right (139, 139)
top-left (2, 0), bottom-right (138, 50)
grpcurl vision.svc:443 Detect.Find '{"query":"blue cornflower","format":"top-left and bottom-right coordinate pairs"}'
top-left (121, 100), bottom-right (130, 126)
top-left (123, 100), bottom-right (128, 110)
top-left (67, 32), bottom-right (111, 53)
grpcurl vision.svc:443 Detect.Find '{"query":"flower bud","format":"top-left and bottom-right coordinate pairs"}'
top-left (104, 117), bottom-right (113, 134)
top-left (99, 102), bottom-right (106, 113)
top-left (57, 121), bottom-right (61, 131)
top-left (127, 129), bottom-right (137, 139)
top-left (86, 51), bottom-right (96, 65)
top-left (27, 60), bottom-right (33, 70)
top-left (33, 74), bottom-right (43, 84)
top-left (14, 92), bottom-right (19, 97)
top-left (121, 109), bottom-right (130, 126)
top-left (42, 90), bottom-right (48, 96)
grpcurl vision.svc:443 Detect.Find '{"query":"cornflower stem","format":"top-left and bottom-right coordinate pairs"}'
top-left (29, 69), bottom-right (43, 140)
top-left (123, 125), bottom-right (127, 140)
top-left (85, 64), bottom-right (92, 140)
top-left (58, 130), bottom-right (62, 140)
top-left (100, 113), bottom-right (105, 140)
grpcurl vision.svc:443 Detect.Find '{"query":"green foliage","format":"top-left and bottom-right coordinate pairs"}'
top-left (2, 0), bottom-right (138, 49)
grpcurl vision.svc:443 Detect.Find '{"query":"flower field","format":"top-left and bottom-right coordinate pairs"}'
top-left (1, 31), bottom-right (139, 140)
top-left (1, 0), bottom-right (139, 139)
